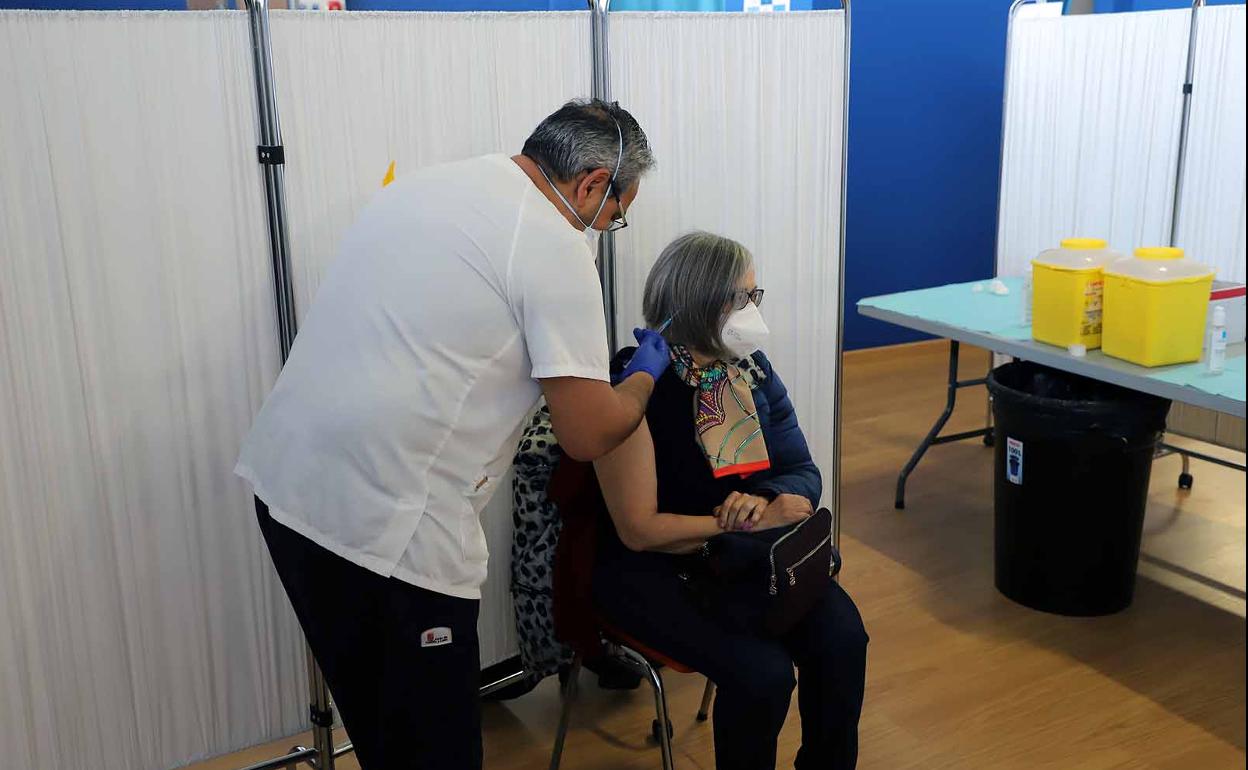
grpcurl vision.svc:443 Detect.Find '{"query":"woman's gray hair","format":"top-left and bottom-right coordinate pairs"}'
top-left (643, 232), bottom-right (754, 360)
top-left (522, 99), bottom-right (655, 191)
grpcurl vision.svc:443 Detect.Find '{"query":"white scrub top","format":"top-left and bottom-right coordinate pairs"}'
top-left (235, 154), bottom-right (610, 599)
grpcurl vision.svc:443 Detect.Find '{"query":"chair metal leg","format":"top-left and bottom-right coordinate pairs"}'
top-left (696, 680), bottom-right (715, 722)
top-left (618, 646), bottom-right (676, 770)
top-left (549, 655), bottom-right (583, 770)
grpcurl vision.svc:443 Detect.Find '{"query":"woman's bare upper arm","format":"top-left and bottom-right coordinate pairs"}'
top-left (592, 416), bottom-right (658, 528)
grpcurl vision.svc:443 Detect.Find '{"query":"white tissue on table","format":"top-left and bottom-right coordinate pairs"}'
top-left (988, 279), bottom-right (1010, 296)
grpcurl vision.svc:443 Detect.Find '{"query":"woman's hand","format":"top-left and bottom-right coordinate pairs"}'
top-left (714, 492), bottom-right (770, 531)
top-left (749, 494), bottom-right (813, 531)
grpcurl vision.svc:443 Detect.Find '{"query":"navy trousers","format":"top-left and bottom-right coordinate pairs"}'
top-left (256, 498), bottom-right (483, 770)
top-left (596, 549), bottom-right (867, 770)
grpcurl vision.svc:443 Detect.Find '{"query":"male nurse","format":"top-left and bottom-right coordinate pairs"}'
top-left (235, 99), bottom-right (667, 769)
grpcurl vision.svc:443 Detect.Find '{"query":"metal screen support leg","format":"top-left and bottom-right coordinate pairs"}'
top-left (895, 341), bottom-right (992, 510)
top-left (588, 0), bottom-right (619, 353)
top-left (306, 648), bottom-right (336, 770)
top-left (240, 1), bottom-right (338, 769)
top-left (1169, 0), bottom-right (1206, 247)
top-left (831, 0), bottom-right (852, 568)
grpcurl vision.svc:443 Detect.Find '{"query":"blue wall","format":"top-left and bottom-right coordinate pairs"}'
top-left (842, 0), bottom-right (1013, 350)
top-left (1096, 0), bottom-right (1238, 11)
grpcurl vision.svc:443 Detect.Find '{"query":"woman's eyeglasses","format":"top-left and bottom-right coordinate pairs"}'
top-left (732, 288), bottom-right (765, 310)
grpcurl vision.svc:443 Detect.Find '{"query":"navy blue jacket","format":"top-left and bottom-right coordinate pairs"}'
top-left (611, 348), bottom-right (822, 515)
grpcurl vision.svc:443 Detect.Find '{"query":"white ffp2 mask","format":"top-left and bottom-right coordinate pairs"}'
top-left (721, 301), bottom-right (770, 359)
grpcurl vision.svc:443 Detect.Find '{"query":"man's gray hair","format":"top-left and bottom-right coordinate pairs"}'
top-left (643, 232), bottom-right (754, 360)
top-left (523, 99), bottom-right (655, 191)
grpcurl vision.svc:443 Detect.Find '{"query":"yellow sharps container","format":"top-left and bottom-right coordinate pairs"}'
top-left (1102, 247), bottom-right (1214, 367)
top-left (1031, 238), bottom-right (1123, 349)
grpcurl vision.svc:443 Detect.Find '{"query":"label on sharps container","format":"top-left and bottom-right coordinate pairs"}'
top-left (1006, 438), bottom-right (1024, 485)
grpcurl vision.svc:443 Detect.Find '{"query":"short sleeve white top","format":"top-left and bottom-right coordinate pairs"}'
top-left (235, 155), bottom-right (609, 599)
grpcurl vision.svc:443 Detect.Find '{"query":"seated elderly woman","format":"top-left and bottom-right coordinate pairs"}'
top-left (592, 232), bottom-right (867, 770)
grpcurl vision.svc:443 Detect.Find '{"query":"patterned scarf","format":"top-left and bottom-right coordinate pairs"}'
top-left (669, 345), bottom-right (771, 479)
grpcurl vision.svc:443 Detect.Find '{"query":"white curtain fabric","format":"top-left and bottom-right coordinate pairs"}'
top-left (610, 11), bottom-right (846, 500)
top-left (267, 10), bottom-right (591, 667)
top-left (0, 11), bottom-right (308, 770)
top-left (1175, 4), bottom-right (1246, 283)
top-left (1018, 2), bottom-right (1063, 22)
top-left (997, 8), bottom-right (1190, 277)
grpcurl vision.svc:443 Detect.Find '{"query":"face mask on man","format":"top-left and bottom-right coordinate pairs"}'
top-left (537, 118), bottom-right (625, 235)
top-left (720, 301), bottom-right (770, 359)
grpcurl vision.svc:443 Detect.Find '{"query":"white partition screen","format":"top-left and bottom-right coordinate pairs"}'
top-left (610, 11), bottom-right (847, 498)
top-left (0, 11), bottom-right (308, 770)
top-left (997, 8), bottom-right (1190, 276)
top-left (267, 10), bottom-right (591, 667)
top-left (1175, 4), bottom-right (1246, 283)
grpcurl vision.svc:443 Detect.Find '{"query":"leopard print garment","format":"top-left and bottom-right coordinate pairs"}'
top-left (510, 403), bottom-right (573, 680)
top-left (734, 353), bottom-right (767, 389)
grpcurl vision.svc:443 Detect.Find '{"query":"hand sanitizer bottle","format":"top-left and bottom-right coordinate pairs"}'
top-left (1207, 305), bottom-right (1227, 375)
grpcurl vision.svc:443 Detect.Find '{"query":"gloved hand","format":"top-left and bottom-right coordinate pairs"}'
top-left (617, 328), bottom-right (671, 384)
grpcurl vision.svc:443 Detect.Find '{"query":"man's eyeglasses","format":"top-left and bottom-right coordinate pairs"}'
top-left (604, 181), bottom-right (628, 232)
top-left (732, 288), bottom-right (765, 310)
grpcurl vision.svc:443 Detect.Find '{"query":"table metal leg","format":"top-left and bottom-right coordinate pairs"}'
top-left (983, 356), bottom-right (996, 448)
top-left (1157, 441), bottom-right (1247, 491)
top-left (895, 340), bottom-right (993, 510)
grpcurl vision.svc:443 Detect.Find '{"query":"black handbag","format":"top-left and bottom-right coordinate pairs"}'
top-left (684, 507), bottom-right (841, 637)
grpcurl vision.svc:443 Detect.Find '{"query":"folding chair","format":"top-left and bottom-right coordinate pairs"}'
top-left (546, 458), bottom-right (715, 770)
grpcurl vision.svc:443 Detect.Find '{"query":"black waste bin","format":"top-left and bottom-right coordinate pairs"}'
top-left (986, 361), bottom-right (1171, 616)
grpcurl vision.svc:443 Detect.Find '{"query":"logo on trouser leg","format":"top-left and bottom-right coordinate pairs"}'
top-left (421, 627), bottom-right (453, 648)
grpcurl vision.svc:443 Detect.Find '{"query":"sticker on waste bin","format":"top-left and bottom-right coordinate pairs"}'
top-left (1006, 438), bottom-right (1023, 485)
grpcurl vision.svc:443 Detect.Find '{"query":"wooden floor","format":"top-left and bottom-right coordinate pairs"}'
top-left (191, 341), bottom-right (1246, 770)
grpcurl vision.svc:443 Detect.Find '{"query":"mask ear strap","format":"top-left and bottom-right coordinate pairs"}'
top-left (610, 118), bottom-right (624, 183)
top-left (586, 121), bottom-right (622, 231)
top-left (536, 163), bottom-right (592, 230)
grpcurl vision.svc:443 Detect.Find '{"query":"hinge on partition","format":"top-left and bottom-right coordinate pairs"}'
top-left (1182, 83), bottom-right (1193, 95)
top-left (309, 704), bottom-right (334, 728)
top-left (258, 144), bottom-right (286, 165)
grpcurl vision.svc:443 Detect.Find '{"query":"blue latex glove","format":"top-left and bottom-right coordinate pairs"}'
top-left (618, 328), bottom-right (671, 384)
